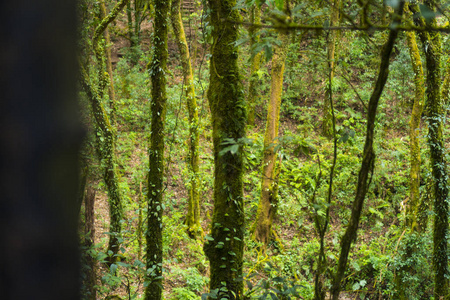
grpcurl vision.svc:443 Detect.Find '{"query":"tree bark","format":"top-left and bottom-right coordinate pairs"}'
top-left (247, 5), bottom-right (262, 126)
top-left (322, 0), bottom-right (340, 138)
top-left (170, 0), bottom-right (202, 238)
top-left (405, 28), bottom-right (425, 232)
top-left (0, 1), bottom-right (81, 298)
top-left (419, 1), bottom-right (448, 296)
top-left (145, 0), bottom-right (169, 298)
top-left (204, 0), bottom-right (246, 299)
top-left (331, 3), bottom-right (404, 298)
top-left (100, 0), bottom-right (118, 124)
top-left (410, 1), bottom-right (449, 296)
top-left (84, 187), bottom-right (97, 300)
top-left (80, 67), bottom-right (124, 265)
top-left (253, 32), bottom-right (289, 246)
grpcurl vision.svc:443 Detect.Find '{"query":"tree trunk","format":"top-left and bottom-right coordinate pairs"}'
top-left (441, 57), bottom-right (450, 107)
top-left (425, 30), bottom-right (449, 299)
top-left (84, 187), bottom-right (97, 300)
top-left (247, 5), bottom-right (262, 126)
top-left (252, 32), bottom-right (289, 246)
top-left (145, 0), bottom-right (169, 298)
top-left (203, 0), bottom-right (246, 299)
top-left (170, 0), bottom-right (202, 238)
top-left (410, 1), bottom-right (449, 296)
top-left (322, 0), bottom-right (340, 138)
top-left (394, 18), bottom-right (426, 299)
top-left (0, 2), bottom-right (81, 298)
top-left (331, 3), bottom-right (404, 298)
top-left (405, 29), bottom-right (425, 232)
top-left (100, 0), bottom-right (118, 124)
top-left (80, 67), bottom-right (124, 265)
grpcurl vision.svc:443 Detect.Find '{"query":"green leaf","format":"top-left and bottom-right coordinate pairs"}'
top-left (419, 4), bottom-right (438, 22)
top-left (110, 263), bottom-right (118, 274)
top-left (275, 0), bottom-right (283, 10)
top-left (205, 235), bottom-right (214, 241)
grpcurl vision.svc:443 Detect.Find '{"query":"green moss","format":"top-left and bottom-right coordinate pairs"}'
top-left (253, 31), bottom-right (289, 246)
top-left (247, 5), bottom-right (262, 126)
top-left (170, 0), bottom-right (202, 239)
top-left (80, 65), bottom-right (124, 266)
top-left (204, 0), bottom-right (246, 299)
top-left (405, 29), bottom-right (425, 231)
top-left (145, 0), bottom-right (169, 299)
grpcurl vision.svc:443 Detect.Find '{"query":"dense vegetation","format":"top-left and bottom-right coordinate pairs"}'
top-left (78, 0), bottom-right (450, 299)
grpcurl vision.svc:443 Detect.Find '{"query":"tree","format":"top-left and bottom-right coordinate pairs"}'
top-left (331, 2), bottom-right (405, 298)
top-left (410, 1), bottom-right (449, 296)
top-left (247, 4), bottom-right (263, 126)
top-left (0, 0), bottom-right (81, 298)
top-left (80, 0), bottom-right (130, 265)
top-left (203, 0), bottom-right (246, 298)
top-left (405, 16), bottom-right (425, 232)
top-left (170, 0), bottom-right (202, 238)
top-left (322, 0), bottom-right (341, 138)
top-left (252, 31), bottom-right (289, 246)
top-left (100, 0), bottom-right (118, 124)
top-left (127, 0), bottom-right (148, 64)
top-left (394, 10), bottom-right (426, 298)
top-left (145, 0), bottom-right (169, 298)
top-left (80, 65), bottom-right (125, 265)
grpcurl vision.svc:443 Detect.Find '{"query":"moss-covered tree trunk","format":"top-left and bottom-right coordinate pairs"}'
top-left (417, 1), bottom-right (448, 296)
top-left (252, 32), bottom-right (289, 247)
top-left (203, 0), bottom-right (246, 299)
top-left (145, 0), bottom-right (169, 299)
top-left (425, 30), bottom-right (449, 300)
top-left (322, 0), bottom-right (340, 138)
top-left (330, 3), bottom-right (404, 299)
top-left (128, 0), bottom-right (146, 64)
top-left (170, 0), bottom-right (202, 238)
top-left (247, 5), bottom-right (262, 126)
top-left (405, 29), bottom-right (425, 231)
top-left (84, 187), bottom-right (97, 300)
top-left (441, 57), bottom-right (450, 107)
top-left (80, 66), bottom-right (124, 265)
top-left (100, 0), bottom-right (118, 124)
top-left (410, 1), bottom-right (449, 296)
top-left (88, 0), bottom-right (129, 266)
top-left (394, 20), bottom-right (426, 300)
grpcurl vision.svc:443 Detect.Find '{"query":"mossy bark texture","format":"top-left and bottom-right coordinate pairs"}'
top-left (170, 0), bottom-right (202, 238)
top-left (442, 56), bottom-right (450, 108)
top-left (331, 3), bottom-right (404, 299)
top-left (145, 0), bottom-right (169, 299)
top-left (84, 187), bottom-right (97, 300)
top-left (247, 5), bottom-right (262, 126)
top-left (204, 0), bottom-right (246, 299)
top-left (253, 32), bottom-right (289, 247)
top-left (416, 1), bottom-right (449, 296)
top-left (80, 66), bottom-right (124, 265)
top-left (405, 28), bottom-right (425, 231)
top-left (322, 0), bottom-right (340, 138)
top-left (100, 0), bottom-right (118, 124)
top-left (94, 0), bottom-right (130, 41)
top-left (83, 0), bottom-right (129, 266)
top-left (394, 18), bottom-right (426, 299)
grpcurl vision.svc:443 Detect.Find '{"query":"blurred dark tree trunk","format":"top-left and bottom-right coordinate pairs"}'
top-left (0, 0), bottom-right (82, 299)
